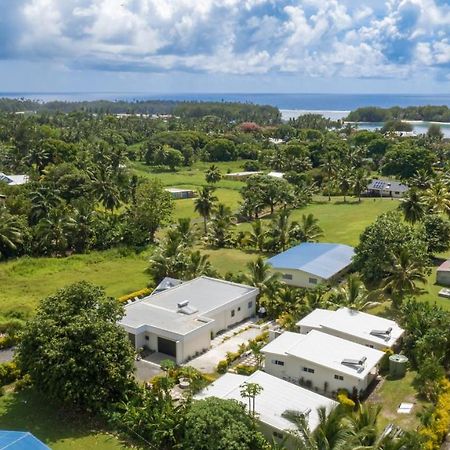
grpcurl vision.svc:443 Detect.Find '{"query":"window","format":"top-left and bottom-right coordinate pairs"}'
top-left (271, 359), bottom-right (285, 366)
top-left (334, 374), bottom-right (344, 381)
top-left (273, 431), bottom-right (283, 439)
top-left (231, 309), bottom-right (235, 317)
top-left (282, 273), bottom-right (293, 280)
top-left (145, 336), bottom-right (149, 341)
top-left (238, 307), bottom-right (241, 312)
top-left (309, 278), bottom-right (318, 285)
top-left (303, 367), bottom-right (315, 374)
top-left (248, 301), bottom-right (253, 309)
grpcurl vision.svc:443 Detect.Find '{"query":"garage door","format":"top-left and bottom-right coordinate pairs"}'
top-left (157, 337), bottom-right (177, 357)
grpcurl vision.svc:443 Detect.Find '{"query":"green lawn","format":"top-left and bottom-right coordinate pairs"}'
top-left (0, 389), bottom-right (131, 450)
top-left (0, 249), bottom-right (151, 317)
top-left (417, 262), bottom-right (450, 311)
top-left (368, 371), bottom-right (428, 431)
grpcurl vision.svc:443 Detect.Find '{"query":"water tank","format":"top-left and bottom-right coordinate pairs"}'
top-left (389, 354), bottom-right (408, 379)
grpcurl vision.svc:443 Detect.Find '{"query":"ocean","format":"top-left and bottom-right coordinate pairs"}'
top-left (2, 92), bottom-right (450, 136)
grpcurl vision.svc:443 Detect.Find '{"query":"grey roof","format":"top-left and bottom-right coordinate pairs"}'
top-left (367, 179), bottom-right (408, 193)
top-left (120, 276), bottom-right (258, 336)
top-left (195, 370), bottom-right (337, 432)
top-left (267, 243), bottom-right (354, 279)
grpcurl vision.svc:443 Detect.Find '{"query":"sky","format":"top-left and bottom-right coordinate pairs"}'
top-left (0, 0), bottom-right (449, 94)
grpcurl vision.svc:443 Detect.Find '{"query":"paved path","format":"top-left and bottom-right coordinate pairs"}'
top-left (134, 359), bottom-right (163, 382)
top-left (187, 327), bottom-right (261, 373)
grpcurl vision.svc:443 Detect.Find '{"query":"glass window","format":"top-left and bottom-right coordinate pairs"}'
top-left (309, 278), bottom-right (317, 285)
top-left (231, 309), bottom-right (235, 317)
top-left (282, 273), bottom-right (293, 280)
top-left (248, 301), bottom-right (253, 309)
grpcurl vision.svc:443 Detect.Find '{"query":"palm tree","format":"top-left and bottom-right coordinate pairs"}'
top-left (383, 249), bottom-right (428, 308)
top-left (422, 181), bottom-right (450, 216)
top-left (36, 207), bottom-right (76, 255)
top-left (283, 405), bottom-right (350, 450)
top-left (290, 213), bottom-right (323, 243)
top-left (91, 167), bottom-right (121, 212)
top-left (194, 186), bottom-right (217, 234)
top-left (343, 403), bottom-right (381, 447)
top-left (205, 165), bottom-right (222, 184)
top-left (267, 209), bottom-right (291, 252)
top-left (207, 203), bottom-right (235, 248)
top-left (29, 185), bottom-right (62, 224)
top-left (244, 256), bottom-right (280, 301)
top-left (0, 207), bottom-right (23, 260)
top-left (247, 219), bottom-right (266, 252)
top-left (240, 382), bottom-right (263, 417)
top-left (321, 151), bottom-right (338, 202)
top-left (399, 188), bottom-right (425, 224)
top-left (174, 217), bottom-right (197, 247)
top-left (337, 166), bottom-right (353, 203)
top-left (183, 250), bottom-right (215, 279)
top-left (409, 169), bottom-right (433, 190)
top-left (353, 169), bottom-right (370, 202)
top-left (330, 274), bottom-right (382, 311)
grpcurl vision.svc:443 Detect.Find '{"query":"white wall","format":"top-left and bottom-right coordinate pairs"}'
top-left (437, 270), bottom-right (450, 286)
top-left (263, 351), bottom-right (371, 396)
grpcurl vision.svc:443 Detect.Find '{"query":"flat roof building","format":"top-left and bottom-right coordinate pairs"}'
top-left (365, 179), bottom-right (408, 198)
top-left (297, 307), bottom-right (404, 350)
top-left (120, 276), bottom-right (258, 364)
top-left (262, 330), bottom-right (384, 396)
top-left (267, 243), bottom-right (354, 288)
top-left (164, 188), bottom-right (196, 199)
top-left (195, 370), bottom-right (337, 449)
top-left (0, 173), bottom-right (29, 186)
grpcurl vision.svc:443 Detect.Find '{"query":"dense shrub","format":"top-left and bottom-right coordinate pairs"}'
top-left (118, 288), bottom-right (152, 304)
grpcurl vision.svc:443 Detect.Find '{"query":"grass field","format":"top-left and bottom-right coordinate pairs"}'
top-left (0, 388), bottom-right (130, 450)
top-left (369, 371), bottom-right (428, 431)
top-left (0, 249), bottom-right (151, 317)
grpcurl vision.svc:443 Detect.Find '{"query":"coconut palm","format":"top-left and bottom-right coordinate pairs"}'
top-left (422, 181), bottom-right (450, 216)
top-left (337, 166), bottom-right (353, 203)
top-left (174, 217), bottom-right (197, 247)
top-left (399, 188), bottom-right (425, 224)
top-left (321, 151), bottom-right (338, 202)
top-left (183, 250), bottom-right (215, 279)
top-left (267, 209), bottom-right (291, 252)
top-left (207, 203), bottom-right (235, 248)
top-left (205, 164), bottom-right (222, 184)
top-left (330, 274), bottom-right (382, 311)
top-left (0, 207), bottom-right (23, 259)
top-left (247, 219), bottom-right (267, 252)
top-left (283, 405), bottom-right (350, 450)
top-left (244, 256), bottom-right (280, 300)
top-left (409, 169), bottom-right (433, 190)
top-left (240, 382), bottom-right (263, 417)
top-left (383, 249), bottom-right (428, 308)
top-left (91, 167), bottom-right (121, 212)
top-left (343, 403), bottom-right (381, 447)
top-left (353, 169), bottom-right (370, 202)
top-left (29, 185), bottom-right (63, 224)
top-left (290, 213), bottom-right (323, 243)
top-left (194, 186), bottom-right (217, 234)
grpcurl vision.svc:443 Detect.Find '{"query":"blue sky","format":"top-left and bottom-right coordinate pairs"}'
top-left (0, 0), bottom-right (449, 94)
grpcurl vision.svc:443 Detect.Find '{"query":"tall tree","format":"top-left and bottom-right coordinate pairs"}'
top-left (0, 207), bottom-right (23, 260)
top-left (247, 219), bottom-right (267, 252)
top-left (353, 169), bottom-right (370, 202)
top-left (207, 203), bottom-right (235, 248)
top-left (320, 151), bottom-right (338, 202)
top-left (16, 282), bottom-right (136, 412)
top-left (194, 186), bottom-right (217, 234)
top-left (205, 164), bottom-right (222, 184)
top-left (399, 188), bottom-right (425, 224)
top-left (244, 256), bottom-right (280, 303)
top-left (290, 213), bottom-right (323, 243)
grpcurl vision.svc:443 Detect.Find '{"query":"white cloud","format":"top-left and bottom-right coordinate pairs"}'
top-left (1, 0), bottom-right (448, 81)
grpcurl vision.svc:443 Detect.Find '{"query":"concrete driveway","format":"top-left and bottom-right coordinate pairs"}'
top-left (134, 359), bottom-right (163, 383)
top-left (186, 327), bottom-right (262, 373)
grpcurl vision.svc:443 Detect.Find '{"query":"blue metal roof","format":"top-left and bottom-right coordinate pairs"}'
top-left (0, 431), bottom-right (49, 449)
top-left (267, 243), bottom-right (354, 279)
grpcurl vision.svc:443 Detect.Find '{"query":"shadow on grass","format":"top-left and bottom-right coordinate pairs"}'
top-left (0, 388), bottom-right (123, 447)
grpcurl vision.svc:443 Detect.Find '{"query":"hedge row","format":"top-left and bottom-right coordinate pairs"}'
top-left (118, 288), bottom-right (152, 304)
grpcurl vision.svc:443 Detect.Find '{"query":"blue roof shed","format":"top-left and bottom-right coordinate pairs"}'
top-left (267, 243), bottom-right (354, 280)
top-left (0, 431), bottom-right (50, 449)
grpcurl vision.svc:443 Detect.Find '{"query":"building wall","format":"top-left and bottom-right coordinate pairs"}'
top-left (263, 352), bottom-right (371, 396)
top-left (257, 421), bottom-right (299, 450)
top-left (437, 270), bottom-right (450, 287)
top-left (207, 291), bottom-right (257, 336)
top-left (270, 268), bottom-right (326, 288)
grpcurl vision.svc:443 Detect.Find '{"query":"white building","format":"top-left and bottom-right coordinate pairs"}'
top-left (164, 188), bottom-right (196, 199)
top-left (261, 330), bottom-right (384, 397)
top-left (120, 276), bottom-right (258, 364)
top-left (267, 243), bottom-right (355, 288)
top-left (297, 307), bottom-right (404, 350)
top-left (195, 370), bottom-right (337, 449)
top-left (0, 173), bottom-right (29, 186)
top-left (365, 179), bottom-right (408, 198)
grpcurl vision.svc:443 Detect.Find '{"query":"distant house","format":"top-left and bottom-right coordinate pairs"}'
top-left (297, 307), bottom-right (404, 350)
top-left (261, 330), bottom-right (384, 397)
top-left (267, 171), bottom-right (284, 178)
top-left (0, 173), bottom-right (29, 186)
top-left (436, 259), bottom-right (450, 286)
top-left (224, 171), bottom-right (263, 181)
top-left (0, 430), bottom-right (49, 449)
top-left (365, 179), bottom-right (408, 198)
top-left (164, 188), bottom-right (196, 199)
top-left (267, 243), bottom-right (355, 288)
top-left (120, 276), bottom-right (258, 364)
top-left (195, 370), bottom-right (337, 449)
top-left (268, 138), bottom-right (284, 145)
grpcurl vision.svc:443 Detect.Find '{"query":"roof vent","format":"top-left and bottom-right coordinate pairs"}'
top-left (370, 327), bottom-right (392, 341)
top-left (177, 300), bottom-right (190, 308)
top-left (341, 357), bottom-right (367, 371)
